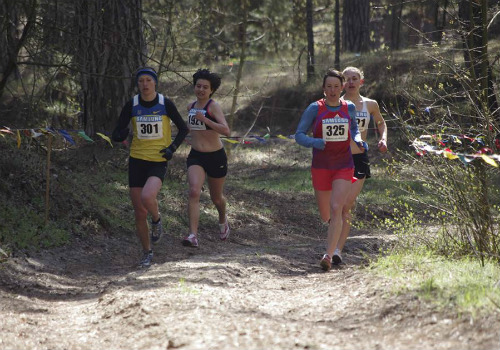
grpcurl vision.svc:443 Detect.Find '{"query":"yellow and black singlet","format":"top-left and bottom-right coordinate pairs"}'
top-left (113, 93), bottom-right (188, 162)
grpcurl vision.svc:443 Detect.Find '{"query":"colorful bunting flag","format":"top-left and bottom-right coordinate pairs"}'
top-left (58, 129), bottom-right (76, 146)
top-left (96, 133), bottom-right (113, 147)
top-left (77, 131), bottom-right (94, 142)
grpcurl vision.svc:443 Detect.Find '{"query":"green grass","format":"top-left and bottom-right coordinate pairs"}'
top-left (369, 250), bottom-right (500, 316)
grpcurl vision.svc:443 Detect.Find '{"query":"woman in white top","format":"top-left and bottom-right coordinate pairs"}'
top-left (336, 66), bottom-right (388, 264)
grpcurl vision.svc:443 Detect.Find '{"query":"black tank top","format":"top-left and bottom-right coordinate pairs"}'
top-left (187, 99), bottom-right (217, 131)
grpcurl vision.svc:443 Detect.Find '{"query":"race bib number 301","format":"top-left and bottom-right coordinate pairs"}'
top-left (135, 115), bottom-right (163, 139)
top-left (322, 118), bottom-right (348, 142)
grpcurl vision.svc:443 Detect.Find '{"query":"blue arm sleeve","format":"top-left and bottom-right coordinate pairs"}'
top-left (348, 102), bottom-right (363, 144)
top-left (295, 103), bottom-right (325, 149)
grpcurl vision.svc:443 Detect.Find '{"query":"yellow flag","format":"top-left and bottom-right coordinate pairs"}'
top-left (277, 134), bottom-right (292, 141)
top-left (17, 130), bottom-right (21, 148)
top-left (443, 151), bottom-right (458, 160)
top-left (96, 132), bottom-right (113, 147)
top-left (222, 138), bottom-right (239, 144)
top-left (481, 154), bottom-right (498, 167)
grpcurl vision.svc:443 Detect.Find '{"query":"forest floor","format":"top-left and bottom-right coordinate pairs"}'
top-left (0, 145), bottom-right (499, 350)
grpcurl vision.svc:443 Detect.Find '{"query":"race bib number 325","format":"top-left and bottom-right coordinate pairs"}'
top-left (322, 118), bottom-right (348, 142)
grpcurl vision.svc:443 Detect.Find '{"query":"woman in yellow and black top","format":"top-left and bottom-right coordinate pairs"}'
top-left (112, 67), bottom-right (188, 268)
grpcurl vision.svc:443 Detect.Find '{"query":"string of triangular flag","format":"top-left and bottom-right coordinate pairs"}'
top-left (411, 134), bottom-right (500, 167)
top-left (0, 126), bottom-right (295, 148)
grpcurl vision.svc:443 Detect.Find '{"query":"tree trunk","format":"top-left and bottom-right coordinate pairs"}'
top-left (334, 0), bottom-right (340, 70)
top-left (229, 1), bottom-right (248, 134)
top-left (342, 0), bottom-right (370, 52)
top-left (390, 0), bottom-right (403, 50)
top-left (0, 0), bottom-right (37, 101)
top-left (306, 0), bottom-right (315, 80)
top-left (458, 0), bottom-right (499, 118)
top-left (75, 0), bottom-right (145, 136)
top-left (432, 0), bottom-right (448, 44)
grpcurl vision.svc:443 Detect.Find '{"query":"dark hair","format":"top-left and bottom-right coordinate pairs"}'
top-left (135, 67), bottom-right (158, 85)
top-left (193, 68), bottom-right (221, 96)
top-left (322, 68), bottom-right (344, 87)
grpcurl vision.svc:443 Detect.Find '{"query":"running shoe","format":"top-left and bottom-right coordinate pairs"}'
top-left (219, 216), bottom-right (230, 241)
top-left (320, 254), bottom-right (332, 271)
top-left (332, 248), bottom-right (343, 265)
top-left (150, 217), bottom-right (164, 244)
top-left (182, 233), bottom-right (199, 248)
top-left (139, 250), bottom-right (153, 268)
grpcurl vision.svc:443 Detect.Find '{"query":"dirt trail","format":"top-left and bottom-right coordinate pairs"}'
top-left (0, 147), bottom-right (498, 350)
top-left (1, 221), bottom-right (498, 350)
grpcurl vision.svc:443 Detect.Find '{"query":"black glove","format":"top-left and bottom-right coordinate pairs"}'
top-left (160, 144), bottom-right (177, 161)
top-left (112, 127), bottom-right (129, 142)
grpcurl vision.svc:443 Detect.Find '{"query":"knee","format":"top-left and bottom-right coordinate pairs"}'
top-left (211, 194), bottom-right (225, 208)
top-left (329, 203), bottom-right (343, 217)
top-left (188, 186), bottom-right (201, 201)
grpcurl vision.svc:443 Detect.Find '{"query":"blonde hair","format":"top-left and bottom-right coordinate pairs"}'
top-left (342, 66), bottom-right (364, 80)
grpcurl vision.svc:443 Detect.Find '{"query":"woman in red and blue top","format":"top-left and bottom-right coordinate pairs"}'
top-left (295, 68), bottom-right (364, 271)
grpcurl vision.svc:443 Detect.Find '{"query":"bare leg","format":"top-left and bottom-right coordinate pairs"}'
top-left (314, 189), bottom-right (332, 223)
top-left (207, 176), bottom-right (227, 224)
top-left (325, 179), bottom-right (352, 257)
top-left (338, 178), bottom-right (365, 251)
top-left (129, 177), bottom-right (163, 252)
top-left (130, 188), bottom-right (150, 252)
top-left (141, 176), bottom-right (163, 222)
top-left (187, 165), bottom-right (206, 235)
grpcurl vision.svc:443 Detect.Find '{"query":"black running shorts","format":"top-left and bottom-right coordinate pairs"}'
top-left (353, 151), bottom-right (371, 179)
top-left (128, 157), bottom-right (168, 187)
top-left (187, 148), bottom-right (228, 178)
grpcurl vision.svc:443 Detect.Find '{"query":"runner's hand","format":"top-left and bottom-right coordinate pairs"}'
top-left (313, 138), bottom-right (326, 150)
top-left (160, 144), bottom-right (177, 160)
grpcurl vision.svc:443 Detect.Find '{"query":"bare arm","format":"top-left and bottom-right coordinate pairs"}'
top-left (195, 101), bottom-right (231, 136)
top-left (369, 99), bottom-right (387, 153)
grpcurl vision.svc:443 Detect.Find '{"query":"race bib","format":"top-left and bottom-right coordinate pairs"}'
top-left (322, 117), bottom-right (348, 142)
top-left (356, 111), bottom-right (370, 132)
top-left (188, 108), bottom-right (207, 131)
top-left (135, 115), bottom-right (163, 140)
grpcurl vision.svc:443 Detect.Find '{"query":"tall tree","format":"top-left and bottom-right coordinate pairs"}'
top-left (334, 0), bottom-right (340, 70)
top-left (458, 0), bottom-right (498, 117)
top-left (432, 0), bottom-right (449, 44)
top-left (74, 0), bottom-right (145, 136)
top-left (228, 0), bottom-right (249, 133)
top-left (342, 0), bottom-right (370, 52)
top-left (0, 0), bottom-right (37, 101)
top-left (306, 0), bottom-right (315, 80)
top-left (389, 0), bottom-right (403, 50)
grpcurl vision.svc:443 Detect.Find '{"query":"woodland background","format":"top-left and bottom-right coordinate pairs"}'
top-left (1, 0), bottom-right (500, 261)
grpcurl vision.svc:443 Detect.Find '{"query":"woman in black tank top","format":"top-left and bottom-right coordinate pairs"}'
top-left (182, 69), bottom-right (232, 248)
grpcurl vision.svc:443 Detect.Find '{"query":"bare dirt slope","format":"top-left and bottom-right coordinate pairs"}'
top-left (0, 148), bottom-right (499, 350)
top-left (1, 219), bottom-right (498, 349)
